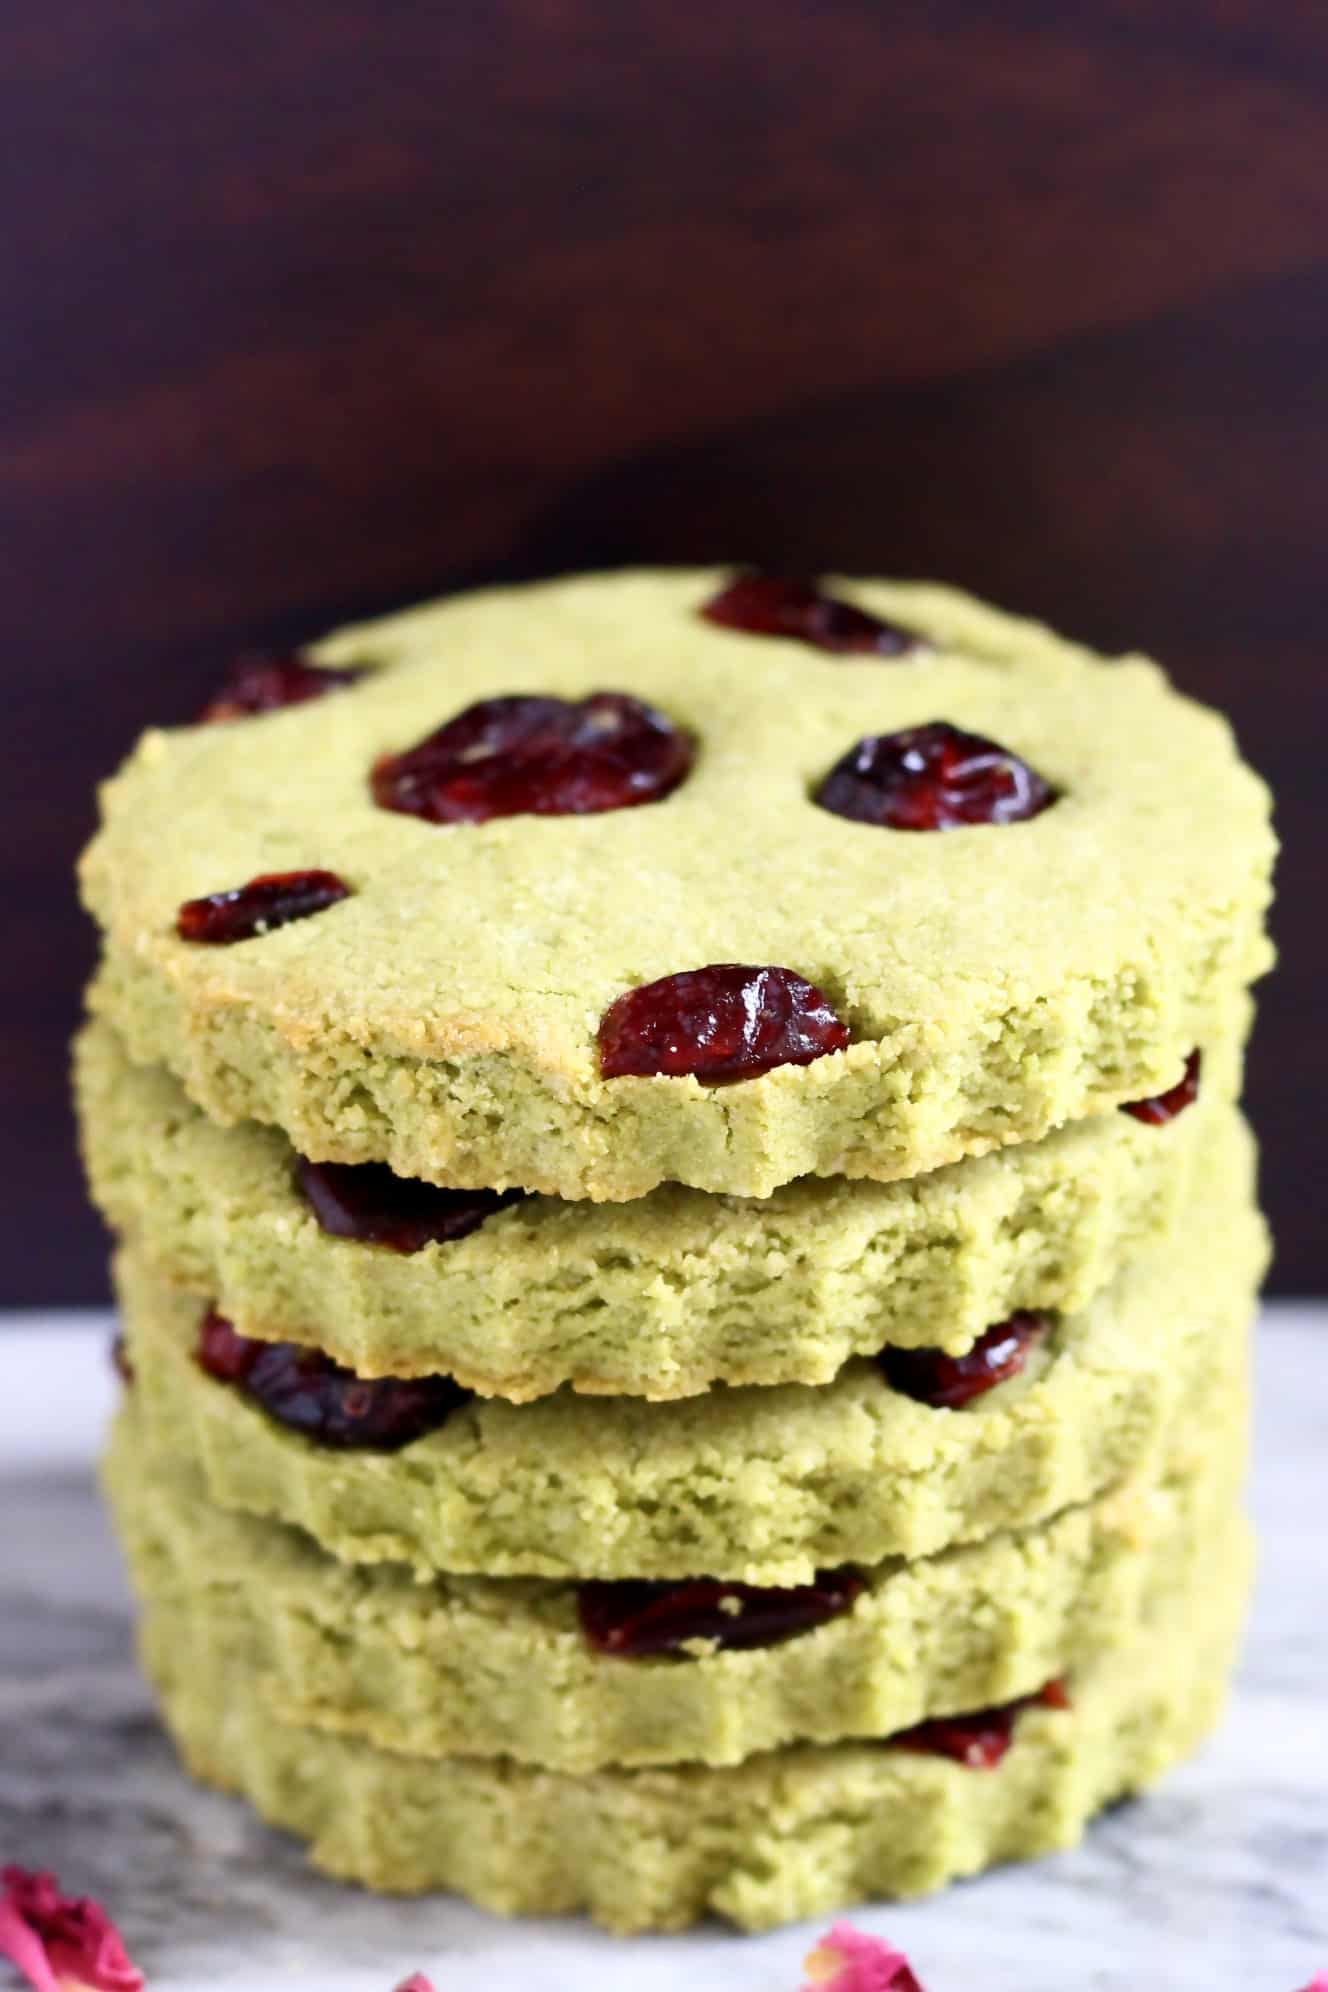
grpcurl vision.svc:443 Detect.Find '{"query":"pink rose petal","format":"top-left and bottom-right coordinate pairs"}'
top-left (802, 1921), bottom-right (925, 1991)
top-left (1297, 1978), bottom-right (1328, 1991)
top-left (394, 1979), bottom-right (435, 1992)
top-left (0, 1870), bottom-right (143, 1992)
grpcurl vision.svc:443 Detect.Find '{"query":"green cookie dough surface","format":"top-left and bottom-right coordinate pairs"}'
top-left (104, 1388), bottom-right (1245, 1771)
top-left (78, 1014), bottom-right (1246, 1397)
top-left (137, 1538), bottom-right (1248, 1932)
top-left (80, 570), bottom-right (1275, 1202)
top-left (114, 1122), bottom-right (1266, 1581)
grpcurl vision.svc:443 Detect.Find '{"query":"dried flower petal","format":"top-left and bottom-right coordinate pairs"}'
top-left (0, 1869), bottom-right (143, 1992)
top-left (803, 1921), bottom-right (925, 1991)
top-left (1296, 1978), bottom-right (1328, 1991)
top-left (393, 1978), bottom-right (435, 1992)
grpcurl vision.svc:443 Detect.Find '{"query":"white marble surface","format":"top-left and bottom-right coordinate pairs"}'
top-left (1, 1307), bottom-right (1325, 1992)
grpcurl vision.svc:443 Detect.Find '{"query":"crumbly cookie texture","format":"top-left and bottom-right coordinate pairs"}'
top-left (113, 1122), bottom-right (1266, 1582)
top-left (77, 1013), bottom-right (1246, 1396)
top-left (138, 1539), bottom-right (1248, 1932)
top-left (80, 570), bottom-right (1275, 1202)
top-left (103, 1389), bottom-right (1245, 1772)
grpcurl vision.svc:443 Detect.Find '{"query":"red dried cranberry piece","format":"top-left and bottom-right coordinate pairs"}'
top-left (817, 720), bottom-right (1056, 830)
top-left (599, 964), bottom-right (850, 1082)
top-left (881, 1312), bottom-right (1050, 1410)
top-left (894, 1679), bottom-right (1070, 1769)
top-left (701, 574), bottom-right (922, 656)
top-left (196, 1309), bottom-right (468, 1449)
top-left (1121, 1049), bottom-right (1202, 1125)
top-left (110, 1335), bottom-right (134, 1386)
top-left (370, 692), bottom-right (693, 825)
top-left (199, 651), bottom-right (367, 722)
top-left (296, 1157), bottom-right (524, 1253)
top-left (579, 1568), bottom-right (864, 1657)
top-left (197, 1307), bottom-right (262, 1383)
top-left (176, 869), bottom-right (351, 944)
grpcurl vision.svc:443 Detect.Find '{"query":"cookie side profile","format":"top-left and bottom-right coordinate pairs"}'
top-left (103, 1386), bottom-right (1245, 1771)
top-left (113, 1120), bottom-right (1267, 1582)
top-left (137, 1533), bottom-right (1248, 1932)
top-left (77, 1012), bottom-right (1247, 1396)
top-left (80, 571), bottom-right (1275, 1201)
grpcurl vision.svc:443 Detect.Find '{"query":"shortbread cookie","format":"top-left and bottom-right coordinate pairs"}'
top-left (138, 1534), bottom-right (1248, 1931)
top-left (113, 1124), bottom-right (1266, 1582)
top-left (80, 570), bottom-right (1274, 1202)
top-left (78, 1013), bottom-right (1246, 1396)
top-left (104, 1388), bottom-right (1245, 1771)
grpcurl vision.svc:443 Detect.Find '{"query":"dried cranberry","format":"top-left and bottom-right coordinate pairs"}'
top-left (579, 1568), bottom-right (863, 1657)
top-left (370, 692), bottom-right (693, 825)
top-left (599, 964), bottom-right (850, 1082)
top-left (701, 573), bottom-right (922, 657)
top-left (881, 1312), bottom-right (1050, 1410)
top-left (296, 1157), bottom-right (524, 1253)
top-left (817, 720), bottom-right (1056, 830)
top-left (196, 1308), bottom-right (468, 1449)
top-left (176, 869), bottom-right (351, 944)
top-left (197, 1307), bottom-right (262, 1383)
top-left (1121, 1050), bottom-right (1202, 1125)
top-left (894, 1679), bottom-right (1070, 1769)
top-left (199, 651), bottom-right (367, 722)
top-left (110, 1335), bottom-right (134, 1386)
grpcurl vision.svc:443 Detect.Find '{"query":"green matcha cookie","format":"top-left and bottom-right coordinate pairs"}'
top-left (104, 1387), bottom-right (1244, 1772)
top-left (114, 1122), bottom-right (1266, 1581)
top-left (78, 1013), bottom-right (1246, 1397)
top-left (137, 1537), bottom-right (1248, 1931)
top-left (81, 570), bottom-right (1274, 1203)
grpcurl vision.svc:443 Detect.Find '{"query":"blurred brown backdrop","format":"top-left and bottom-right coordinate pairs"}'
top-left (2, 1), bottom-right (1322, 1304)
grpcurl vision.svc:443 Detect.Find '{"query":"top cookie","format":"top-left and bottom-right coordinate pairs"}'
top-left (80, 570), bottom-right (1275, 1201)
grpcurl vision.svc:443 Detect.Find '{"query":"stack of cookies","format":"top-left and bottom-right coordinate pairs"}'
top-left (75, 569), bottom-right (1275, 1933)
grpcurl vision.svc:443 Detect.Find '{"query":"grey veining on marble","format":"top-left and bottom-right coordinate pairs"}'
top-left (1, 1310), bottom-right (1326, 1992)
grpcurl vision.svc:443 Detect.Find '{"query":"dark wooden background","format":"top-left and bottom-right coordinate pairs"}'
top-left (2, 2), bottom-right (1322, 1305)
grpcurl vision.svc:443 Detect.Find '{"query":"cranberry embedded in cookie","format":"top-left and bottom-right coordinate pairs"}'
top-left (296, 1159), bottom-right (524, 1253)
top-left (196, 1308), bottom-right (469, 1449)
top-left (1122, 1050), bottom-right (1202, 1125)
top-left (817, 720), bottom-right (1056, 829)
top-left (700, 573), bottom-right (922, 656)
top-left (579, 1569), bottom-right (864, 1657)
top-left (881, 1313), bottom-right (1050, 1410)
top-left (197, 1307), bottom-right (261, 1383)
top-left (894, 1678), bottom-right (1070, 1768)
top-left (370, 692), bottom-right (693, 824)
top-left (199, 651), bottom-right (368, 722)
top-left (176, 870), bottom-right (351, 943)
top-left (598, 964), bottom-right (850, 1081)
